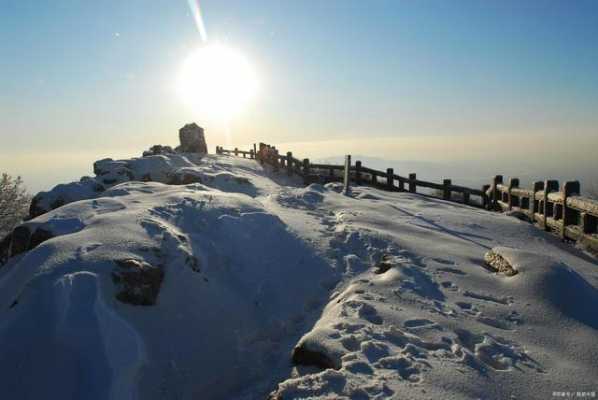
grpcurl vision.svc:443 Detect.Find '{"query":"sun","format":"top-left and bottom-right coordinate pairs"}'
top-left (177, 44), bottom-right (258, 119)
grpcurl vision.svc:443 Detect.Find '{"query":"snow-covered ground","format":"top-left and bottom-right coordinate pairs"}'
top-left (1, 153), bottom-right (596, 400)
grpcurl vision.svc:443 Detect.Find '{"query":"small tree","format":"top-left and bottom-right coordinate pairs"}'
top-left (0, 174), bottom-right (31, 239)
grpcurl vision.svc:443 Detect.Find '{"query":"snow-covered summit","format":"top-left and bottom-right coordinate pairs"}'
top-left (1, 151), bottom-right (597, 400)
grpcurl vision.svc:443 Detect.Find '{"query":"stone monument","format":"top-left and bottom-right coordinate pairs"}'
top-left (177, 123), bottom-right (207, 153)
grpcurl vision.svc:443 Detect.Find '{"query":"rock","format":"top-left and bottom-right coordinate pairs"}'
top-left (374, 255), bottom-right (394, 274)
top-left (93, 158), bottom-right (114, 176)
top-left (177, 123), bottom-right (207, 154)
top-left (112, 259), bottom-right (164, 305)
top-left (1, 226), bottom-right (54, 264)
top-left (170, 170), bottom-right (203, 185)
top-left (28, 227), bottom-right (54, 250)
top-left (266, 392), bottom-right (283, 400)
top-left (291, 342), bottom-right (338, 370)
top-left (143, 145), bottom-right (175, 157)
top-left (28, 195), bottom-right (45, 219)
top-left (0, 233), bottom-right (11, 265)
top-left (10, 225), bottom-right (31, 257)
top-left (484, 249), bottom-right (518, 276)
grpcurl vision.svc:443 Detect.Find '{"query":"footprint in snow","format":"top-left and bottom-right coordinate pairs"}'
top-left (441, 281), bottom-right (459, 291)
top-left (456, 301), bottom-right (481, 316)
top-left (436, 267), bottom-right (467, 275)
top-left (463, 290), bottom-right (514, 305)
top-left (430, 257), bottom-right (455, 265)
top-left (403, 318), bottom-right (441, 331)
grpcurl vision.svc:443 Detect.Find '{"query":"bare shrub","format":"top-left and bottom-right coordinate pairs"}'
top-left (0, 174), bottom-right (31, 239)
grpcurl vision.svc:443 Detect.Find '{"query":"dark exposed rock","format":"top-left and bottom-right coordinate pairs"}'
top-left (94, 158), bottom-right (112, 175)
top-left (0, 233), bottom-right (11, 265)
top-left (185, 255), bottom-right (201, 272)
top-left (29, 195), bottom-right (45, 219)
top-left (171, 172), bottom-right (203, 185)
top-left (50, 198), bottom-right (65, 210)
top-left (291, 343), bottom-right (338, 370)
top-left (10, 226), bottom-right (31, 257)
top-left (375, 255), bottom-right (394, 274)
top-left (29, 228), bottom-right (54, 250)
top-left (112, 259), bottom-right (164, 305)
top-left (266, 392), bottom-right (283, 400)
top-left (177, 123), bottom-right (207, 154)
top-left (143, 145), bottom-right (175, 157)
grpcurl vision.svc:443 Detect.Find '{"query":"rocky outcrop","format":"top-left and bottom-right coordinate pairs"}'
top-left (26, 124), bottom-right (209, 220)
top-left (142, 145), bottom-right (175, 157)
top-left (10, 225), bottom-right (31, 257)
top-left (112, 259), bottom-right (164, 305)
top-left (0, 225), bottom-right (56, 264)
top-left (29, 177), bottom-right (105, 219)
top-left (177, 123), bottom-right (207, 154)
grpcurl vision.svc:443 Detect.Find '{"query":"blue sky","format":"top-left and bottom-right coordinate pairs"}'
top-left (1, 1), bottom-right (597, 191)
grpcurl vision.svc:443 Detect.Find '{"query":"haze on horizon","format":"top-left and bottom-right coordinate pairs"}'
top-left (1, 0), bottom-right (597, 193)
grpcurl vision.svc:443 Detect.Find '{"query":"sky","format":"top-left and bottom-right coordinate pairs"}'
top-left (1, 0), bottom-right (597, 192)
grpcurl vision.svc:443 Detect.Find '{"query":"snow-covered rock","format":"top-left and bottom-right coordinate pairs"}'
top-left (29, 154), bottom-right (200, 218)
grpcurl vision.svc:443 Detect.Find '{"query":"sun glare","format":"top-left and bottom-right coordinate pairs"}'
top-left (177, 44), bottom-right (258, 119)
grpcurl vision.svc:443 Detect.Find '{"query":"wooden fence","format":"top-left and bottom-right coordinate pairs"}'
top-left (216, 143), bottom-right (598, 252)
top-left (216, 143), bottom-right (488, 208)
top-left (488, 175), bottom-right (598, 251)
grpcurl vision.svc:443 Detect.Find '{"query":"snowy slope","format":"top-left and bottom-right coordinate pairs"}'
top-left (1, 153), bottom-right (596, 400)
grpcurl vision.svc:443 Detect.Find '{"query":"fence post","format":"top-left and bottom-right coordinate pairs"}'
top-left (302, 158), bottom-right (310, 178)
top-left (398, 176), bottom-right (405, 191)
top-left (508, 178), bottom-right (519, 210)
top-left (343, 155), bottom-right (351, 195)
top-left (286, 152), bottom-right (293, 176)
top-left (463, 190), bottom-right (470, 205)
top-left (355, 161), bottom-right (362, 184)
top-left (408, 173), bottom-right (416, 193)
top-left (492, 175), bottom-right (503, 211)
top-left (258, 143), bottom-right (265, 165)
top-left (581, 213), bottom-right (596, 234)
top-left (443, 179), bottom-right (452, 201)
top-left (386, 168), bottom-right (394, 190)
top-left (371, 171), bottom-right (377, 186)
top-left (562, 181), bottom-right (580, 239)
top-left (482, 185), bottom-right (490, 208)
top-left (249, 149), bottom-right (254, 159)
top-left (543, 180), bottom-right (559, 231)
top-left (253, 143), bottom-right (257, 157)
top-left (531, 181), bottom-right (543, 222)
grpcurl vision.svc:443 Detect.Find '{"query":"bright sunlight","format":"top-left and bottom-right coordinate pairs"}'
top-left (177, 44), bottom-right (258, 119)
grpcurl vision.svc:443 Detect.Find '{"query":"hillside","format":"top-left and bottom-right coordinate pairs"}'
top-left (1, 151), bottom-right (597, 400)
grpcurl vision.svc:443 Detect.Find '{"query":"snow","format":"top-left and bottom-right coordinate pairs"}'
top-left (1, 153), bottom-right (597, 400)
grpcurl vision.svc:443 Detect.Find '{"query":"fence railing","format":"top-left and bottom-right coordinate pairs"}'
top-left (216, 143), bottom-right (598, 253)
top-left (488, 175), bottom-right (598, 251)
top-left (216, 143), bottom-right (489, 208)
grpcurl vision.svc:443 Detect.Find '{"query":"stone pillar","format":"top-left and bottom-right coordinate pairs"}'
top-left (178, 123), bottom-right (207, 153)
